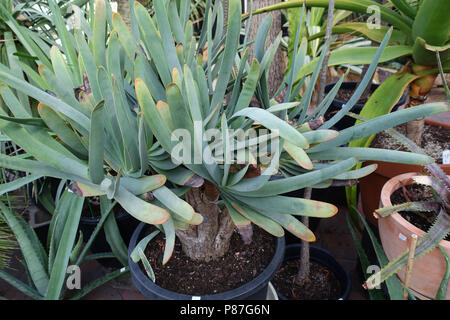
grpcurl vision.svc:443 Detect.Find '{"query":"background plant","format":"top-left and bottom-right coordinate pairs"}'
top-left (0, 189), bottom-right (130, 300)
top-left (246, 0), bottom-right (450, 143)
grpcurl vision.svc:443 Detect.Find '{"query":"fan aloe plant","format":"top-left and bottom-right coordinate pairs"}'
top-left (0, 0), bottom-right (447, 274)
top-left (363, 125), bottom-right (450, 293)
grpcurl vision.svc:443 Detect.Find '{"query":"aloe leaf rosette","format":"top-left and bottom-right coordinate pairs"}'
top-left (0, 0), bottom-right (447, 266)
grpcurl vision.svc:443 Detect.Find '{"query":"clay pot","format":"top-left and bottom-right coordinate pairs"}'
top-left (378, 172), bottom-right (450, 300)
top-left (359, 120), bottom-right (450, 227)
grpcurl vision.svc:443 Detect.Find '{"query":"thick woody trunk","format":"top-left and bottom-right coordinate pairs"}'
top-left (247, 0), bottom-right (284, 96)
top-left (117, 0), bottom-right (131, 28)
top-left (406, 65), bottom-right (437, 146)
top-left (175, 186), bottom-right (235, 262)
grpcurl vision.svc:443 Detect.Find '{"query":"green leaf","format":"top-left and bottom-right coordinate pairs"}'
top-left (258, 211), bottom-right (315, 242)
top-left (111, 12), bottom-right (139, 63)
top-left (309, 147), bottom-right (433, 165)
top-left (134, 2), bottom-right (172, 86)
top-left (210, 0), bottom-right (241, 111)
top-left (246, 0), bottom-right (413, 37)
top-left (233, 194), bottom-right (338, 218)
top-left (130, 230), bottom-right (160, 263)
top-left (135, 51), bottom-right (166, 103)
top-left (309, 22), bottom-right (409, 45)
top-left (45, 192), bottom-right (84, 300)
top-left (88, 100), bottom-right (105, 184)
top-left (435, 245), bottom-right (450, 300)
top-left (231, 58), bottom-right (260, 124)
top-left (113, 185), bottom-right (170, 225)
top-left (0, 3), bottom-right (51, 68)
top-left (302, 130), bottom-right (339, 145)
top-left (225, 199), bottom-right (285, 238)
top-left (349, 71), bottom-right (419, 149)
top-left (0, 65), bottom-right (90, 132)
top-left (221, 114), bottom-right (231, 186)
top-left (223, 199), bottom-right (252, 241)
top-left (38, 103), bottom-right (88, 159)
top-left (0, 269), bottom-right (43, 300)
top-left (412, 0), bottom-right (450, 48)
top-left (231, 108), bottom-right (309, 148)
top-left (310, 102), bottom-right (450, 152)
top-left (101, 197), bottom-right (128, 267)
top-left (162, 217), bottom-right (176, 265)
top-left (390, 0), bottom-right (417, 19)
top-left (345, 213), bottom-right (386, 300)
top-left (283, 140), bottom-right (313, 170)
top-left (153, 0), bottom-right (183, 75)
top-left (3, 31), bottom-right (30, 113)
top-left (0, 174), bottom-right (42, 196)
top-left (233, 157), bottom-right (359, 197)
top-left (152, 186), bottom-right (195, 222)
top-left (295, 46), bottom-right (412, 82)
top-left (168, 0), bottom-right (185, 44)
top-left (48, 0), bottom-right (81, 85)
top-left (93, 0), bottom-right (107, 67)
top-left (69, 231), bottom-right (84, 265)
top-left (333, 164), bottom-right (377, 180)
top-left (0, 202), bottom-right (49, 296)
top-left (74, 29), bottom-right (102, 102)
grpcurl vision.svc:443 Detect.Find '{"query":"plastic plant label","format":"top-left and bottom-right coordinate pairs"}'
top-left (443, 150), bottom-right (450, 165)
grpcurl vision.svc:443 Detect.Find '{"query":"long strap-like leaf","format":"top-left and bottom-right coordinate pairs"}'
top-left (45, 191), bottom-right (84, 300)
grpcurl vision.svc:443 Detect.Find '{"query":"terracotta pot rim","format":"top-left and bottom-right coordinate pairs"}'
top-left (379, 171), bottom-right (450, 249)
top-left (424, 118), bottom-right (450, 130)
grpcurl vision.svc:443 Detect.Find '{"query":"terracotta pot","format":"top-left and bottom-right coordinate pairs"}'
top-left (359, 119), bottom-right (450, 227)
top-left (378, 172), bottom-right (450, 300)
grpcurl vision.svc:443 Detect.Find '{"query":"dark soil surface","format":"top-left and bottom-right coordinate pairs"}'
top-left (272, 260), bottom-right (342, 300)
top-left (140, 226), bottom-right (276, 296)
top-left (391, 184), bottom-right (449, 241)
top-left (371, 123), bottom-right (450, 163)
top-left (335, 87), bottom-right (373, 104)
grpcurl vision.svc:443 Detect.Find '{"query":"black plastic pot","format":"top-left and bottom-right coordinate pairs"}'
top-left (280, 187), bottom-right (347, 245)
top-left (80, 212), bottom-right (140, 269)
top-left (128, 222), bottom-right (286, 300)
top-left (34, 224), bottom-right (50, 247)
top-left (275, 243), bottom-right (352, 300)
top-left (324, 82), bottom-right (407, 131)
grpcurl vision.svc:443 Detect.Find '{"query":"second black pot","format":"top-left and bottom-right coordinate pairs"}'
top-left (324, 82), bottom-right (407, 131)
top-left (128, 222), bottom-right (285, 300)
top-left (281, 187), bottom-right (346, 245)
top-left (275, 243), bottom-right (352, 300)
top-left (79, 211), bottom-right (140, 269)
